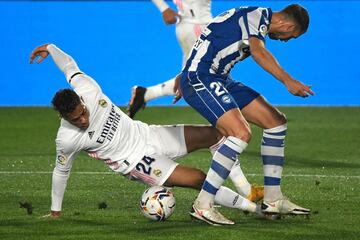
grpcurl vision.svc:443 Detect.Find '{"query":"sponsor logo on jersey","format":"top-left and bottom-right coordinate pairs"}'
top-left (153, 169), bottom-right (162, 177)
top-left (57, 154), bottom-right (67, 166)
top-left (98, 99), bottom-right (108, 108)
top-left (221, 95), bottom-right (231, 104)
top-left (96, 104), bottom-right (121, 144)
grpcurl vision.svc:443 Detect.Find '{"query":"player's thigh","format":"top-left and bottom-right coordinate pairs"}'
top-left (183, 125), bottom-right (222, 153)
top-left (241, 96), bottom-right (286, 129)
top-left (128, 154), bottom-right (178, 186)
top-left (180, 73), bottom-right (239, 126)
top-left (225, 81), bottom-right (285, 128)
top-left (149, 125), bottom-right (187, 159)
top-left (215, 108), bottom-right (252, 140)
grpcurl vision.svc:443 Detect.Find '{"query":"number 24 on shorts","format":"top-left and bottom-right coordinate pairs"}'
top-left (136, 156), bottom-right (156, 175)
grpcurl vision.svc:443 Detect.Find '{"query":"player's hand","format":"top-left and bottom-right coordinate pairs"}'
top-left (41, 210), bottom-right (61, 219)
top-left (162, 8), bottom-right (180, 25)
top-left (30, 44), bottom-right (50, 64)
top-left (284, 79), bottom-right (314, 98)
top-left (173, 74), bottom-right (182, 104)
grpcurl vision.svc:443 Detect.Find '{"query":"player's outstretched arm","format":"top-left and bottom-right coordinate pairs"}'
top-left (249, 37), bottom-right (314, 97)
top-left (30, 43), bottom-right (81, 81)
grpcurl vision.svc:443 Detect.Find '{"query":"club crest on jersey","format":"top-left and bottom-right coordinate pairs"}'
top-left (260, 25), bottom-right (268, 34)
top-left (98, 99), bottom-right (108, 108)
top-left (57, 154), bottom-right (67, 166)
top-left (222, 95), bottom-right (232, 104)
top-left (153, 169), bottom-right (162, 177)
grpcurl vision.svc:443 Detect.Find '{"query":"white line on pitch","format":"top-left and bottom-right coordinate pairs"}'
top-left (0, 171), bottom-right (359, 179)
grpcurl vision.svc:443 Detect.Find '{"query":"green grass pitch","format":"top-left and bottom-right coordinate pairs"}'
top-left (0, 106), bottom-right (359, 240)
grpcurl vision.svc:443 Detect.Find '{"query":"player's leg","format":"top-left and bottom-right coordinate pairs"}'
top-left (180, 74), bottom-right (252, 225)
top-left (171, 124), bottom-right (263, 202)
top-left (209, 137), bottom-right (264, 202)
top-left (207, 81), bottom-right (262, 202)
top-left (149, 124), bottom-right (261, 223)
top-left (240, 95), bottom-right (310, 215)
top-left (129, 154), bottom-right (258, 219)
top-left (127, 78), bottom-right (177, 119)
top-left (164, 165), bottom-right (258, 213)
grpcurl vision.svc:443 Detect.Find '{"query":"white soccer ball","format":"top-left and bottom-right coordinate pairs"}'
top-left (140, 186), bottom-right (176, 221)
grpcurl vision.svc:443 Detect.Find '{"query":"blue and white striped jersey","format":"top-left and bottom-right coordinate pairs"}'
top-left (183, 6), bottom-right (272, 76)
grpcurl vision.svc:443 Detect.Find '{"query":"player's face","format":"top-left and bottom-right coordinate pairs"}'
top-left (268, 30), bottom-right (301, 42)
top-left (65, 103), bottom-right (90, 130)
top-left (268, 23), bottom-right (302, 42)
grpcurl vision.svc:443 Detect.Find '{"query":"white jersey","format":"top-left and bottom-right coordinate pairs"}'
top-left (47, 44), bottom-right (151, 211)
top-left (152, 0), bottom-right (212, 24)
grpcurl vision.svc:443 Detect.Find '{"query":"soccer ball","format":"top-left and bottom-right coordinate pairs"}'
top-left (140, 186), bottom-right (176, 221)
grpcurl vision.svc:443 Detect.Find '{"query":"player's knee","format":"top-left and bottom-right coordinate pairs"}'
top-left (226, 126), bottom-right (252, 142)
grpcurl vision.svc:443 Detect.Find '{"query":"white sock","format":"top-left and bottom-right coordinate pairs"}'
top-left (215, 186), bottom-right (256, 213)
top-left (229, 160), bottom-right (251, 197)
top-left (144, 78), bottom-right (176, 102)
top-left (262, 124), bottom-right (287, 202)
top-left (209, 137), bottom-right (251, 198)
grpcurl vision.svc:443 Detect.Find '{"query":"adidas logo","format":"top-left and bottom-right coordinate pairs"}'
top-left (88, 131), bottom-right (95, 139)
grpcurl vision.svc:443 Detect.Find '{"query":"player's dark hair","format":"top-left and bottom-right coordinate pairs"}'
top-left (283, 4), bottom-right (309, 33)
top-left (52, 89), bottom-right (81, 117)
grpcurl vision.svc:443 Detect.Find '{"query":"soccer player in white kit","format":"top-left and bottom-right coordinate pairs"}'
top-left (29, 43), bottom-right (263, 221)
top-left (127, 0), bottom-right (212, 119)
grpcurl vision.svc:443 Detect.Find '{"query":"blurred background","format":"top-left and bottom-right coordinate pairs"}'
top-left (1, 0), bottom-right (359, 106)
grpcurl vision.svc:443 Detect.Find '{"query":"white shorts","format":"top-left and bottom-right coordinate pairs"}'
top-left (128, 125), bottom-right (187, 186)
top-left (175, 22), bottom-right (207, 66)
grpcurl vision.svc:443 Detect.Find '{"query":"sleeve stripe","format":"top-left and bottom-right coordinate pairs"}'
top-left (69, 72), bottom-right (83, 83)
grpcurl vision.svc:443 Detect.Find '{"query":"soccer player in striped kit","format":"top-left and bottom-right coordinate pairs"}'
top-left (129, 0), bottom-right (264, 206)
top-left (179, 4), bottom-right (313, 225)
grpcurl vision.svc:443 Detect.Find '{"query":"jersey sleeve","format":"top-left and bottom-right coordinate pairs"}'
top-left (243, 8), bottom-right (271, 42)
top-left (50, 137), bottom-right (80, 211)
top-left (151, 0), bottom-right (169, 12)
top-left (47, 44), bottom-right (102, 96)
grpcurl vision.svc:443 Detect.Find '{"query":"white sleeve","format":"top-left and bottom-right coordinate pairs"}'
top-left (51, 167), bottom-right (70, 211)
top-left (244, 8), bottom-right (269, 42)
top-left (151, 0), bottom-right (169, 12)
top-left (51, 139), bottom-right (79, 211)
top-left (47, 44), bottom-right (81, 82)
top-left (47, 44), bottom-right (101, 95)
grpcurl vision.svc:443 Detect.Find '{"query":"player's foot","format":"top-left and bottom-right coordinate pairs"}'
top-left (252, 204), bottom-right (281, 220)
top-left (189, 201), bottom-right (235, 226)
top-left (127, 86), bottom-right (147, 119)
top-left (261, 197), bottom-right (310, 215)
top-left (247, 184), bottom-right (264, 202)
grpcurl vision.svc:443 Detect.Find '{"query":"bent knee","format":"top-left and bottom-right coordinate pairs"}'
top-left (222, 126), bottom-right (252, 142)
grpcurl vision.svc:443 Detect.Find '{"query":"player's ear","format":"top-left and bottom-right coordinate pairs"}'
top-left (285, 22), bottom-right (296, 32)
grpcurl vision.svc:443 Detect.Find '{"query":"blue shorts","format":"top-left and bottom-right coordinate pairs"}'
top-left (180, 72), bottom-right (260, 126)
